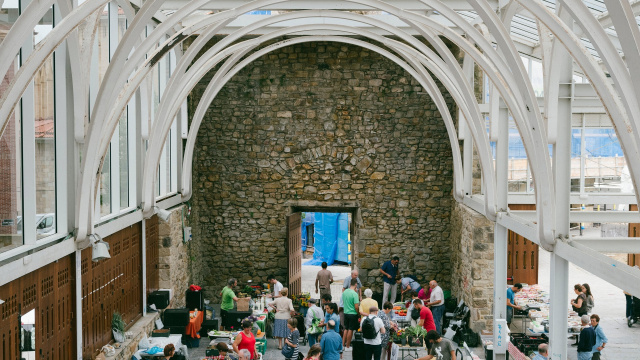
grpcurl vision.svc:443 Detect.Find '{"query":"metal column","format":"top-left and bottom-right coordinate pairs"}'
top-left (549, 6), bottom-right (574, 358)
top-left (493, 103), bottom-right (509, 360)
top-left (142, 218), bottom-right (147, 315)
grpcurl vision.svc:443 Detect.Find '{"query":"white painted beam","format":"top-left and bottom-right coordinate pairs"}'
top-left (508, 193), bottom-right (639, 205)
top-left (496, 212), bottom-right (538, 243)
top-left (511, 210), bottom-right (640, 223)
top-left (572, 237), bottom-right (640, 253)
top-left (158, 0), bottom-right (499, 11)
top-left (556, 240), bottom-right (640, 298)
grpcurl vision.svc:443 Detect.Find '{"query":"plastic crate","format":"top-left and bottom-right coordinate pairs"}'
top-left (256, 338), bottom-right (267, 354)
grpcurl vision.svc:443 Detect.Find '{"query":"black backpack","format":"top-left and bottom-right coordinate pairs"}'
top-left (362, 316), bottom-right (379, 339)
top-left (411, 307), bottom-right (421, 320)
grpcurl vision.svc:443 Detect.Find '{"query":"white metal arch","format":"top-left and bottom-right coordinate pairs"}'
top-left (78, 0), bottom-right (559, 242)
top-left (0, 0), bottom-right (554, 242)
top-left (138, 10), bottom-right (498, 220)
top-left (164, 22), bottom-right (495, 209)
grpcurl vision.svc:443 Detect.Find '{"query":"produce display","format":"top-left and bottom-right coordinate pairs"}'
top-left (513, 284), bottom-right (584, 334)
top-left (392, 303), bottom-right (408, 318)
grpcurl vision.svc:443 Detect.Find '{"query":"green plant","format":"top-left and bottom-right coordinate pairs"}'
top-left (112, 312), bottom-right (126, 333)
top-left (406, 325), bottom-right (427, 338)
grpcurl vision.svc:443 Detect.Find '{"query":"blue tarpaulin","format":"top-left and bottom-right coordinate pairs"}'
top-left (304, 213), bottom-right (349, 266)
top-left (301, 212), bottom-right (314, 252)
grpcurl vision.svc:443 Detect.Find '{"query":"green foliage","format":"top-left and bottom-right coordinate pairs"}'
top-left (407, 325), bottom-right (428, 338)
top-left (112, 312), bottom-right (126, 332)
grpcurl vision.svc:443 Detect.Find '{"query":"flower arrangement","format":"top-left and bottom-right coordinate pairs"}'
top-left (391, 328), bottom-right (407, 344)
top-left (290, 293), bottom-right (311, 307)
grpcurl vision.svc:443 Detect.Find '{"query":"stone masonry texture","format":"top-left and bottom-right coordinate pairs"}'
top-left (450, 202), bottom-right (495, 331)
top-left (187, 39), bottom-right (459, 302)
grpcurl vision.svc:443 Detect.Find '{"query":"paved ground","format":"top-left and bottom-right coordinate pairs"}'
top-left (189, 249), bottom-right (640, 359)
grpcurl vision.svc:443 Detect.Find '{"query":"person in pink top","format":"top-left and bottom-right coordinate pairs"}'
top-left (418, 285), bottom-right (431, 302)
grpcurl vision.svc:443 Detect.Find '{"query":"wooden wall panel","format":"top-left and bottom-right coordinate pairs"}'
top-left (81, 222), bottom-right (143, 358)
top-left (507, 204), bottom-right (539, 285)
top-left (146, 216), bottom-right (159, 294)
top-left (287, 213), bottom-right (302, 296)
top-left (629, 205), bottom-right (640, 266)
top-left (0, 255), bottom-right (75, 360)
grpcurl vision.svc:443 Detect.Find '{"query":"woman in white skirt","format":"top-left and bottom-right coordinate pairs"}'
top-left (269, 287), bottom-right (295, 349)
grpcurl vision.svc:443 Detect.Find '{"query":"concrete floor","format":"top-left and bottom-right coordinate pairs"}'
top-left (189, 250), bottom-right (640, 359)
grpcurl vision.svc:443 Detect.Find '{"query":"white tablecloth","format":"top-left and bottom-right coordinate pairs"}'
top-left (133, 334), bottom-right (189, 359)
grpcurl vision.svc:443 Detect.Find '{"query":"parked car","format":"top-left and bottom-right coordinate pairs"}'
top-left (15, 214), bottom-right (55, 237)
top-left (36, 213), bottom-right (55, 237)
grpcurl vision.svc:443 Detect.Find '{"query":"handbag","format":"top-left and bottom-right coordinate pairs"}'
top-left (281, 343), bottom-right (295, 358)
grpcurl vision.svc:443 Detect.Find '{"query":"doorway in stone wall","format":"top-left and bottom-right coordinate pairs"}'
top-left (286, 203), bottom-right (359, 301)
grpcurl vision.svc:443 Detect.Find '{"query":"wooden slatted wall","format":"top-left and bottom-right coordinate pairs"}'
top-left (81, 223), bottom-right (143, 357)
top-left (146, 216), bottom-right (160, 294)
top-left (0, 255), bottom-right (75, 359)
top-left (628, 205), bottom-right (640, 266)
top-left (507, 204), bottom-right (539, 285)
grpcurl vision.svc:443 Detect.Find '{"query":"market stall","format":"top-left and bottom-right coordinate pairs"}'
top-left (482, 284), bottom-right (586, 359)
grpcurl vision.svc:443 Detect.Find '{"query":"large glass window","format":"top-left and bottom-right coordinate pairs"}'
top-left (33, 54), bottom-right (56, 239)
top-left (32, 8), bottom-right (56, 239)
top-left (0, 0), bottom-right (22, 253)
top-left (119, 114), bottom-right (129, 210)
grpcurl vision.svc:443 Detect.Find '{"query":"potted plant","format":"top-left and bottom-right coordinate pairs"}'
top-left (406, 325), bottom-right (427, 347)
top-left (392, 328), bottom-right (407, 345)
top-left (112, 312), bottom-right (126, 343)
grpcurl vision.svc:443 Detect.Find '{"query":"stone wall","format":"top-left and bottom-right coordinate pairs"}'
top-left (158, 206), bottom-right (190, 307)
top-left (188, 39), bottom-right (458, 301)
top-left (450, 202), bottom-right (495, 331)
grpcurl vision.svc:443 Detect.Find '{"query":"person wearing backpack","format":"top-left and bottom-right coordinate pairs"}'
top-left (360, 306), bottom-right (386, 360)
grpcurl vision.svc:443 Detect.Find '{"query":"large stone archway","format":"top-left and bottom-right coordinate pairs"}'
top-left (188, 39), bottom-right (458, 301)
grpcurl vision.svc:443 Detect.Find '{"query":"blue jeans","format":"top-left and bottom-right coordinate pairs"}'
top-left (432, 305), bottom-right (445, 334)
top-left (308, 333), bottom-right (319, 347)
top-left (577, 351), bottom-right (593, 360)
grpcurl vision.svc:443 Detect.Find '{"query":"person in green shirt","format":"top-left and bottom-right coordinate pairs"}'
top-left (341, 278), bottom-right (360, 351)
top-left (221, 278), bottom-right (248, 329)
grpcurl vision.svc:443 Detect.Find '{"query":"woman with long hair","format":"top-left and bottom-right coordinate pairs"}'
top-left (582, 283), bottom-right (594, 313)
top-left (304, 344), bottom-right (322, 360)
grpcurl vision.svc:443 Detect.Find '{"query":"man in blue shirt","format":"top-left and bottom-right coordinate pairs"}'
top-left (320, 320), bottom-right (343, 360)
top-left (577, 315), bottom-right (596, 360)
top-left (507, 283), bottom-right (523, 327)
top-left (380, 256), bottom-right (399, 305)
top-left (590, 314), bottom-right (608, 360)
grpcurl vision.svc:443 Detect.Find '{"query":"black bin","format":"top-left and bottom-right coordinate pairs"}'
top-left (186, 290), bottom-right (204, 311)
top-left (200, 319), bottom-right (219, 336)
top-left (163, 308), bottom-right (190, 327)
top-left (148, 290), bottom-right (170, 309)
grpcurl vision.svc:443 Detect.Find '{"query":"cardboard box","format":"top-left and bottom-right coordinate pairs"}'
top-left (236, 298), bottom-right (250, 312)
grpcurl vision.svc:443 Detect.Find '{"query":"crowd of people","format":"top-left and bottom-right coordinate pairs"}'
top-left (216, 256), bottom-right (454, 360)
top-left (507, 282), bottom-right (607, 360)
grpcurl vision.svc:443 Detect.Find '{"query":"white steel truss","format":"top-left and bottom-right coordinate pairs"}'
top-left (2, 1), bottom-right (640, 359)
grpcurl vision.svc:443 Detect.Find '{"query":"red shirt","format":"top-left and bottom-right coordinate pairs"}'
top-left (420, 306), bottom-right (436, 332)
top-left (237, 331), bottom-right (257, 359)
